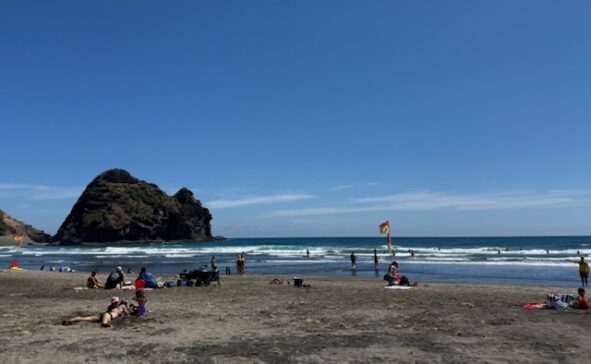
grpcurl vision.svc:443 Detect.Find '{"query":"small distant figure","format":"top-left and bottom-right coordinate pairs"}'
top-left (306, 249), bottom-right (310, 258)
top-left (211, 256), bottom-right (216, 268)
top-left (410, 250), bottom-right (415, 257)
top-left (505, 247), bottom-right (509, 252)
top-left (236, 254), bottom-right (245, 275)
top-left (87, 271), bottom-right (102, 289)
top-left (40, 265), bottom-right (44, 271)
top-left (126, 267), bottom-right (133, 274)
top-left (50, 265), bottom-right (56, 272)
top-left (577, 250), bottom-right (580, 255)
top-left (350, 252), bottom-right (356, 269)
top-left (498, 250), bottom-right (501, 255)
top-left (225, 266), bottom-right (231, 275)
top-left (209, 264), bottom-right (221, 286)
top-left (546, 249), bottom-right (550, 255)
top-left (568, 257), bottom-right (589, 287)
top-left (373, 249), bottom-right (378, 265)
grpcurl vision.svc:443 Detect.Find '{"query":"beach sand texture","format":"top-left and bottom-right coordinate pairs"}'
top-left (1, 271), bottom-right (589, 363)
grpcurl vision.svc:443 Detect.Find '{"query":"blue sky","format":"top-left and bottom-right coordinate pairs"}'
top-left (1, 1), bottom-right (590, 237)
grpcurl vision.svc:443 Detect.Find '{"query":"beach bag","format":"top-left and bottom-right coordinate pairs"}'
top-left (546, 294), bottom-right (575, 310)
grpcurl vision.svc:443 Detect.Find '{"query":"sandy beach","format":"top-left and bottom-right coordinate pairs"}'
top-left (0, 270), bottom-right (589, 363)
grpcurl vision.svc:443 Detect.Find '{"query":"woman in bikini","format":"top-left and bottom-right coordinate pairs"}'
top-left (62, 296), bottom-right (129, 327)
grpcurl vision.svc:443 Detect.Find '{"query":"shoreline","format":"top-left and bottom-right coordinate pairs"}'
top-left (1, 271), bottom-right (589, 363)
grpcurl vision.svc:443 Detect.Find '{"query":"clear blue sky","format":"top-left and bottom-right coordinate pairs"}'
top-left (1, 1), bottom-right (590, 237)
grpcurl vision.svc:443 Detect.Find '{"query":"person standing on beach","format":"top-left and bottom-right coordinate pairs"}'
top-left (236, 255), bottom-right (245, 275)
top-left (350, 252), bottom-right (356, 269)
top-left (306, 249), bottom-right (310, 258)
top-left (568, 257), bottom-right (589, 287)
top-left (211, 256), bottom-right (216, 269)
top-left (374, 249), bottom-right (378, 266)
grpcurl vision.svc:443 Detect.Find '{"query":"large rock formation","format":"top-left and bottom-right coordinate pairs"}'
top-left (0, 209), bottom-right (52, 245)
top-left (52, 169), bottom-right (215, 244)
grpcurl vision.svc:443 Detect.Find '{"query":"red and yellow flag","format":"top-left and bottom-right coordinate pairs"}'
top-left (379, 220), bottom-right (390, 234)
top-left (13, 233), bottom-right (24, 242)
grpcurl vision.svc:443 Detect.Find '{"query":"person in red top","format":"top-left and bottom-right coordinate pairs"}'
top-left (570, 288), bottom-right (589, 309)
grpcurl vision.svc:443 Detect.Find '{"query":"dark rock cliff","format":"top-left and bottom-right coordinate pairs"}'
top-left (0, 209), bottom-right (52, 245)
top-left (52, 169), bottom-right (214, 244)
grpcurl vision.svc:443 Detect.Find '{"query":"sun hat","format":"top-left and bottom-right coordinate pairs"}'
top-left (111, 296), bottom-right (120, 304)
top-left (116, 266), bottom-right (123, 272)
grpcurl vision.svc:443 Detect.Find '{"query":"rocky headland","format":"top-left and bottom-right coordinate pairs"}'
top-left (0, 209), bottom-right (52, 245)
top-left (52, 169), bottom-right (217, 245)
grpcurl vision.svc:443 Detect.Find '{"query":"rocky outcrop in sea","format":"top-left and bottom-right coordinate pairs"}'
top-left (52, 169), bottom-right (215, 244)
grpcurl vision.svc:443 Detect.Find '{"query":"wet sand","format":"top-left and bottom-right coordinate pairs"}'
top-left (0, 270), bottom-right (589, 363)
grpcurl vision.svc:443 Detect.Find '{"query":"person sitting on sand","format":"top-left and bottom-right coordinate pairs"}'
top-left (86, 271), bottom-right (102, 289)
top-left (129, 290), bottom-right (147, 316)
top-left (62, 296), bottom-right (129, 327)
top-left (138, 267), bottom-right (160, 288)
top-left (569, 288), bottom-right (590, 309)
top-left (384, 263), bottom-right (400, 286)
top-left (104, 266), bottom-right (125, 289)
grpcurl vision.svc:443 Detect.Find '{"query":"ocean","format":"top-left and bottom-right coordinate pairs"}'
top-left (1, 236), bottom-right (589, 287)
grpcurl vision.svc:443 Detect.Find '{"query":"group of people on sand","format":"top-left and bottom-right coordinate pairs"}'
top-left (63, 290), bottom-right (147, 327)
top-left (86, 266), bottom-right (162, 290)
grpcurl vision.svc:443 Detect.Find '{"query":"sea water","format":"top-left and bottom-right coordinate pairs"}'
top-left (1, 236), bottom-right (589, 287)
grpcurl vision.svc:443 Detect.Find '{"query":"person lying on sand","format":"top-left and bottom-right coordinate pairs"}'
top-left (62, 296), bottom-right (129, 327)
top-left (86, 271), bottom-right (102, 289)
top-left (569, 288), bottom-right (590, 309)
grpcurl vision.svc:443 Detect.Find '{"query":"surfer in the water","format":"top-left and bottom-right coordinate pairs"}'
top-left (350, 252), bottom-right (356, 269)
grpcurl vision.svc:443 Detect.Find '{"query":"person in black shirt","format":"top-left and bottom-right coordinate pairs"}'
top-left (104, 266), bottom-right (125, 289)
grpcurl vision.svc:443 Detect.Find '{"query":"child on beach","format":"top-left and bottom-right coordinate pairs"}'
top-left (130, 290), bottom-right (148, 316)
top-left (569, 288), bottom-right (589, 309)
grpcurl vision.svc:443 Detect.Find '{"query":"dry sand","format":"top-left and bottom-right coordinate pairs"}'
top-left (0, 270), bottom-right (589, 363)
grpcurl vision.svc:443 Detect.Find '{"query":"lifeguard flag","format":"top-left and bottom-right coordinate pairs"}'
top-left (379, 221), bottom-right (390, 234)
top-left (13, 233), bottom-right (24, 241)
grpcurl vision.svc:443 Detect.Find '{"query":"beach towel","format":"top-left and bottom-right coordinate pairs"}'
top-left (385, 285), bottom-right (413, 290)
top-left (522, 302), bottom-right (546, 310)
